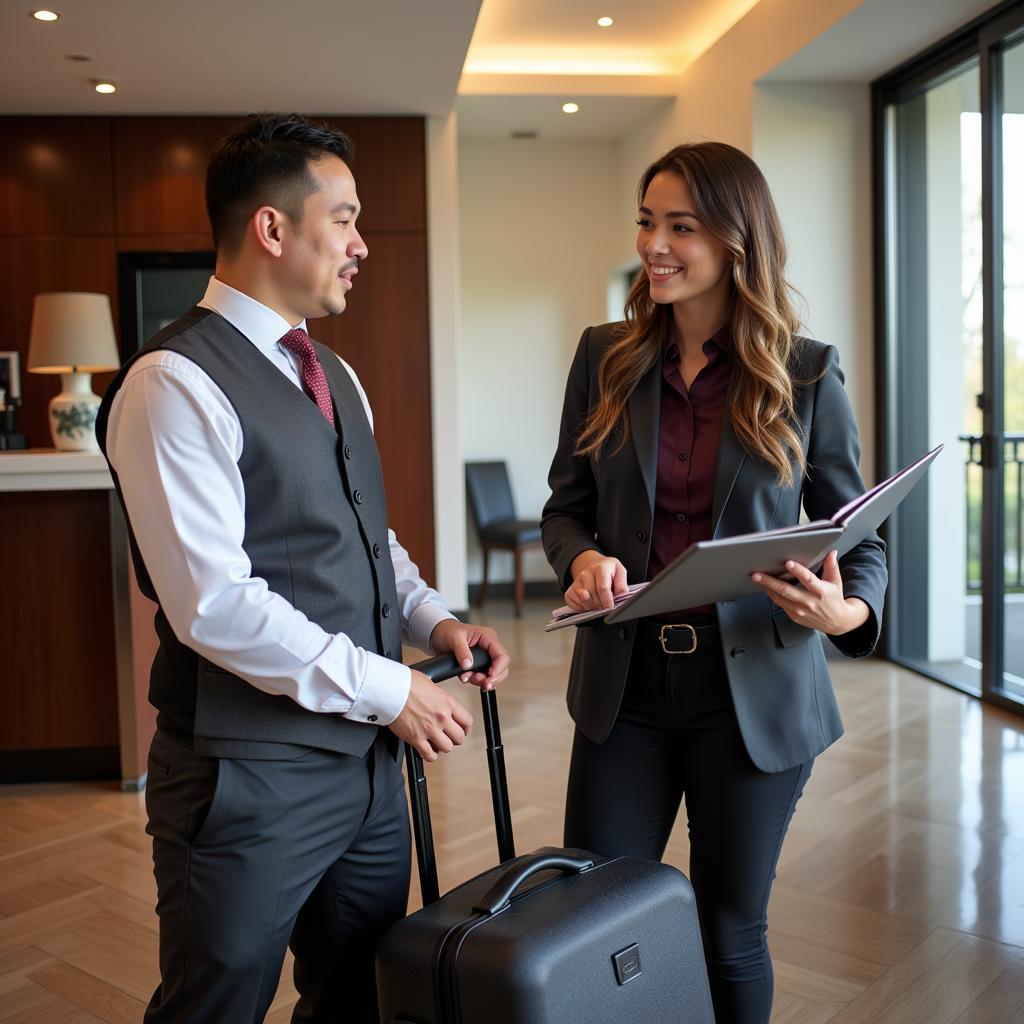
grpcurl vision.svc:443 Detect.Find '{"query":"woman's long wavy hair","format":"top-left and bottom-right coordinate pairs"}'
top-left (576, 142), bottom-right (808, 486)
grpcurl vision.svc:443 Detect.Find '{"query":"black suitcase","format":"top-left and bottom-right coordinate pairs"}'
top-left (375, 648), bottom-right (715, 1024)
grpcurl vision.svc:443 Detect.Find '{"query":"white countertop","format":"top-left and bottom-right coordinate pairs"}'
top-left (0, 449), bottom-right (113, 492)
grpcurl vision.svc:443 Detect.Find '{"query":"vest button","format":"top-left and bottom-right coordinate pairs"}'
top-left (353, 490), bottom-right (363, 504)
top-left (344, 444), bottom-right (353, 460)
top-left (382, 603), bottom-right (391, 618)
top-left (368, 714), bottom-right (378, 723)
top-left (373, 543), bottom-right (382, 559)
top-left (637, 529), bottom-right (647, 543)
top-left (385, 650), bottom-right (393, 659)
top-left (730, 646), bottom-right (747, 657)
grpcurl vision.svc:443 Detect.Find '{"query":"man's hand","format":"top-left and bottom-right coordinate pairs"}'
top-left (751, 550), bottom-right (869, 636)
top-left (565, 550), bottom-right (628, 611)
top-left (429, 619), bottom-right (510, 690)
top-left (388, 670), bottom-right (474, 763)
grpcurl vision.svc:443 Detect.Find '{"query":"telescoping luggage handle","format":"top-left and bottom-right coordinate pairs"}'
top-left (405, 647), bottom-right (515, 906)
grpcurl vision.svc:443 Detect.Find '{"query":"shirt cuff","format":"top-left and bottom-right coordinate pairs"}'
top-left (345, 655), bottom-right (412, 726)
top-left (407, 602), bottom-right (458, 653)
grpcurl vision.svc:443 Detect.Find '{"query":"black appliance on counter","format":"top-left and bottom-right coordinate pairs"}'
top-left (0, 351), bottom-right (27, 450)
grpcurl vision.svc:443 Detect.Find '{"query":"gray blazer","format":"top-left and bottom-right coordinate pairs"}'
top-left (542, 323), bottom-right (887, 773)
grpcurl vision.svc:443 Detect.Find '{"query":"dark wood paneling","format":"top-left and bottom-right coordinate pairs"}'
top-left (0, 237), bottom-right (119, 448)
top-left (313, 231), bottom-right (435, 583)
top-left (0, 114), bottom-right (434, 772)
top-left (113, 117), bottom-right (239, 236)
top-left (318, 117), bottom-right (427, 233)
top-left (0, 490), bottom-right (118, 750)
top-left (113, 116), bottom-right (426, 239)
top-left (117, 233), bottom-right (214, 252)
top-left (0, 118), bottom-right (115, 237)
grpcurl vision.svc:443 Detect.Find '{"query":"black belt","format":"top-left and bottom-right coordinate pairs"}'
top-left (637, 617), bottom-right (720, 655)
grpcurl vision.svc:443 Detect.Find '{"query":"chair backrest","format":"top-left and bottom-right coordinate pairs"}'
top-left (465, 461), bottom-right (517, 531)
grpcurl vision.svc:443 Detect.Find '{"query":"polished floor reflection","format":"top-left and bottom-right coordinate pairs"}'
top-left (1, 599), bottom-right (1022, 1022)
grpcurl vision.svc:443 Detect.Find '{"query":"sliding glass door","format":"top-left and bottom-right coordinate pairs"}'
top-left (876, 2), bottom-right (1024, 713)
top-left (990, 25), bottom-right (1024, 704)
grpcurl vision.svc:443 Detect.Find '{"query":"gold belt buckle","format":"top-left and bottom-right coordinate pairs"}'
top-left (659, 623), bottom-right (698, 655)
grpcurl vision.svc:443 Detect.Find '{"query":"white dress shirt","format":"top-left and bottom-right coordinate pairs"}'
top-left (105, 276), bottom-right (454, 726)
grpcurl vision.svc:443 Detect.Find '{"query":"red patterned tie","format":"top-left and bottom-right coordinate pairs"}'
top-left (279, 328), bottom-right (336, 430)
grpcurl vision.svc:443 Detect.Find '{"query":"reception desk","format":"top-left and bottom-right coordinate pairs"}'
top-left (0, 450), bottom-right (155, 788)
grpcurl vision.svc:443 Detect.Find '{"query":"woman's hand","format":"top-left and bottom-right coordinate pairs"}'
top-left (566, 550), bottom-right (628, 611)
top-left (751, 550), bottom-right (869, 636)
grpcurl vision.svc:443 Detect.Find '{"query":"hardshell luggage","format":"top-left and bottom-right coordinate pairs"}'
top-left (375, 649), bottom-right (715, 1024)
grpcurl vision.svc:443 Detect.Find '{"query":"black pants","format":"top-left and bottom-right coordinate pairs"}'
top-left (564, 625), bottom-right (812, 1024)
top-left (144, 729), bottom-right (410, 1024)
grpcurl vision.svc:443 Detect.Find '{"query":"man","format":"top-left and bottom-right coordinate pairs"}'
top-left (97, 113), bottom-right (509, 1023)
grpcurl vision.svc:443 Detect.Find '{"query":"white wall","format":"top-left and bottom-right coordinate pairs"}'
top-left (925, 78), bottom-right (972, 660)
top-left (426, 113), bottom-right (470, 609)
top-left (457, 138), bottom-right (620, 584)
top-left (614, 0), bottom-right (862, 262)
top-left (752, 82), bottom-right (875, 481)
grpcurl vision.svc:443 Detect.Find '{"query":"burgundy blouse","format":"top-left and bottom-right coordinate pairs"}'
top-left (647, 326), bottom-right (732, 616)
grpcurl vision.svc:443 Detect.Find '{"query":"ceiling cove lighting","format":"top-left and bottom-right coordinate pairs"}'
top-left (597, 16), bottom-right (614, 27)
top-left (31, 9), bottom-right (59, 20)
top-left (465, 56), bottom-right (672, 75)
top-left (92, 80), bottom-right (117, 94)
top-left (562, 102), bottom-right (579, 114)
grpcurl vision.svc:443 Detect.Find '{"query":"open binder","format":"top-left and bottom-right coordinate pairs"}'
top-left (545, 444), bottom-right (942, 631)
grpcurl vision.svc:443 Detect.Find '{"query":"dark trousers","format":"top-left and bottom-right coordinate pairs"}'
top-left (564, 626), bottom-right (812, 1024)
top-left (144, 728), bottom-right (410, 1024)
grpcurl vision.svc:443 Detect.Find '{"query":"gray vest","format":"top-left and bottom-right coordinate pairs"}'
top-left (97, 307), bottom-right (403, 759)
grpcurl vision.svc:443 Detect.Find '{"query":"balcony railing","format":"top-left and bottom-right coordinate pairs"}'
top-left (961, 432), bottom-right (1024, 592)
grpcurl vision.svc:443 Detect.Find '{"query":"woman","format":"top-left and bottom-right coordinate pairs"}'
top-left (541, 142), bottom-right (886, 1024)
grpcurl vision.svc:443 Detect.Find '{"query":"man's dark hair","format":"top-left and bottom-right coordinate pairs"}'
top-left (205, 113), bottom-right (354, 257)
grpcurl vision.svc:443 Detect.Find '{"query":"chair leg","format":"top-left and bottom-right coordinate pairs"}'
top-left (514, 545), bottom-right (524, 617)
top-left (478, 545), bottom-right (490, 607)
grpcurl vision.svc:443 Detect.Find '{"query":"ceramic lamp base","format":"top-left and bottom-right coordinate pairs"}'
top-left (49, 372), bottom-right (102, 451)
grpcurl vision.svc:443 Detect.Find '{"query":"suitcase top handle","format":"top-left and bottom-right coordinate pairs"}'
top-left (472, 853), bottom-right (595, 915)
top-left (410, 646), bottom-right (492, 683)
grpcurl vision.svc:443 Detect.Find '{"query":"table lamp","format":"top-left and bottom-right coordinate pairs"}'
top-left (27, 292), bottom-right (121, 451)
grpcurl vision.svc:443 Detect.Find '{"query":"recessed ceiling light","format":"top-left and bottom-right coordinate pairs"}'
top-left (562, 102), bottom-right (580, 114)
top-left (31, 9), bottom-right (59, 21)
top-left (92, 80), bottom-right (117, 94)
top-left (597, 16), bottom-right (614, 27)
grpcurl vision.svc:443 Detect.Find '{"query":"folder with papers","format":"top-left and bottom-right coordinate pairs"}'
top-left (545, 444), bottom-right (942, 631)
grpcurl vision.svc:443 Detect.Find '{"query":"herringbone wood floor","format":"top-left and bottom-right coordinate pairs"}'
top-left (2, 599), bottom-right (1024, 1022)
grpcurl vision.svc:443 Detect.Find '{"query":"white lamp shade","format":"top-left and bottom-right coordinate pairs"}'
top-left (27, 292), bottom-right (120, 373)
